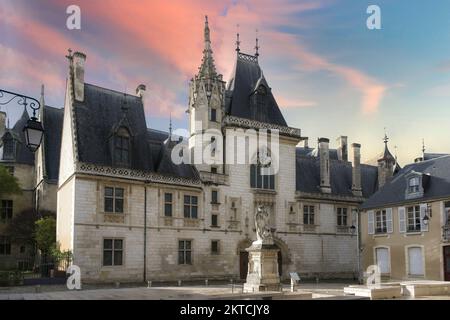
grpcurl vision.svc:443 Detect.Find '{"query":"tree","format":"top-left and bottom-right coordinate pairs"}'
top-left (35, 216), bottom-right (56, 255)
top-left (5, 208), bottom-right (38, 246)
top-left (0, 165), bottom-right (22, 197)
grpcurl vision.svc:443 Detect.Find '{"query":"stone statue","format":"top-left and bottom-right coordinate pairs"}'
top-left (255, 205), bottom-right (273, 244)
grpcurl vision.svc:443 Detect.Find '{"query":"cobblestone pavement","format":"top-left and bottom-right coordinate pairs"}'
top-left (0, 283), bottom-right (448, 300)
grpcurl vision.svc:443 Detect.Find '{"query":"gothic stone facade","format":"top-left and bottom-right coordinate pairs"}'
top-left (56, 19), bottom-right (380, 283)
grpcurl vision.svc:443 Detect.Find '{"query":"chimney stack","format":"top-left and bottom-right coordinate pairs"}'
top-left (337, 136), bottom-right (348, 162)
top-left (304, 137), bottom-right (309, 148)
top-left (351, 143), bottom-right (362, 197)
top-left (318, 138), bottom-right (331, 194)
top-left (0, 111), bottom-right (6, 138)
top-left (136, 84), bottom-right (146, 98)
top-left (73, 51), bottom-right (86, 102)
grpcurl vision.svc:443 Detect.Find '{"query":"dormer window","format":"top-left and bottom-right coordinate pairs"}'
top-left (256, 85), bottom-right (267, 109)
top-left (405, 171), bottom-right (424, 200)
top-left (408, 177), bottom-right (420, 193)
top-left (114, 127), bottom-right (130, 167)
top-left (2, 135), bottom-right (15, 160)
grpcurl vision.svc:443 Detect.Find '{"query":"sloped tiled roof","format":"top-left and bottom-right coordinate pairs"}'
top-left (361, 155), bottom-right (450, 210)
top-left (43, 106), bottom-right (63, 181)
top-left (225, 52), bottom-right (287, 126)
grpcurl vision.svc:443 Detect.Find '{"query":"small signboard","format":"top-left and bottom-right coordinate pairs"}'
top-left (289, 272), bottom-right (300, 282)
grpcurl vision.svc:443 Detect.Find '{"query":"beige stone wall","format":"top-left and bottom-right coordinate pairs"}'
top-left (56, 177), bottom-right (75, 252)
top-left (361, 199), bottom-right (449, 281)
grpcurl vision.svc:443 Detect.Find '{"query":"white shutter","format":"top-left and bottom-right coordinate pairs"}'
top-left (408, 247), bottom-right (424, 276)
top-left (368, 210), bottom-right (375, 235)
top-left (386, 208), bottom-right (393, 233)
top-left (376, 248), bottom-right (390, 274)
top-left (420, 204), bottom-right (428, 232)
top-left (398, 207), bottom-right (406, 233)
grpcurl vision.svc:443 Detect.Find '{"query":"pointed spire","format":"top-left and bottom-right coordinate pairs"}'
top-left (236, 24), bottom-right (241, 52)
top-left (255, 29), bottom-right (259, 57)
top-left (198, 15), bottom-right (217, 78)
top-left (379, 128), bottom-right (395, 161)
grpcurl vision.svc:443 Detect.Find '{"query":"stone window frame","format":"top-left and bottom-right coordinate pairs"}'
top-left (0, 200), bottom-right (13, 222)
top-left (373, 245), bottom-right (391, 275)
top-left (0, 236), bottom-right (11, 255)
top-left (405, 244), bottom-right (426, 278)
top-left (210, 108), bottom-right (217, 122)
top-left (164, 192), bottom-right (173, 217)
top-left (303, 204), bottom-right (315, 225)
top-left (211, 189), bottom-right (219, 204)
top-left (103, 186), bottom-right (125, 214)
top-left (211, 240), bottom-right (220, 255)
top-left (404, 171), bottom-right (424, 200)
top-left (336, 207), bottom-right (348, 226)
top-left (183, 194), bottom-right (199, 219)
top-left (178, 239), bottom-right (193, 265)
top-left (102, 238), bottom-right (124, 267)
top-left (113, 127), bottom-right (131, 168)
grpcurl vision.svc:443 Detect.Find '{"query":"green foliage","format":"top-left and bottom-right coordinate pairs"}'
top-left (0, 165), bottom-right (22, 197)
top-left (35, 216), bottom-right (56, 254)
top-left (0, 271), bottom-right (23, 286)
top-left (6, 208), bottom-right (39, 246)
top-left (51, 244), bottom-right (73, 265)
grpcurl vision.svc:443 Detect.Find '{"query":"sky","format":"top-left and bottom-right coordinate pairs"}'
top-left (1, 0), bottom-right (450, 165)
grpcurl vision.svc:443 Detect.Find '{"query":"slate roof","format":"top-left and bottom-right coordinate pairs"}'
top-left (295, 147), bottom-right (378, 198)
top-left (423, 153), bottom-right (449, 161)
top-left (361, 155), bottom-right (450, 210)
top-left (42, 106), bottom-right (63, 181)
top-left (0, 108), bottom-right (34, 165)
top-left (225, 52), bottom-right (287, 126)
top-left (73, 83), bottom-right (198, 180)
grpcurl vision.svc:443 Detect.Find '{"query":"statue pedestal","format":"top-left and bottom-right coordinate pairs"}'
top-left (243, 242), bottom-right (281, 293)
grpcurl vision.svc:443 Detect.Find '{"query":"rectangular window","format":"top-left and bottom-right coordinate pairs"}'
top-left (210, 109), bottom-right (217, 122)
top-left (211, 190), bottom-right (218, 204)
top-left (303, 205), bottom-right (315, 225)
top-left (164, 193), bottom-right (173, 217)
top-left (407, 205), bottom-right (421, 232)
top-left (211, 214), bottom-right (218, 227)
top-left (375, 210), bottom-right (387, 233)
top-left (210, 137), bottom-right (216, 157)
top-left (103, 239), bottom-right (123, 266)
top-left (115, 136), bottom-right (129, 166)
top-left (211, 167), bottom-right (217, 174)
top-left (211, 240), bottom-right (219, 254)
top-left (104, 187), bottom-right (124, 213)
top-left (184, 195), bottom-right (198, 219)
top-left (250, 164), bottom-right (275, 190)
top-left (0, 200), bottom-right (13, 222)
top-left (178, 240), bottom-right (192, 265)
top-left (408, 177), bottom-right (420, 193)
top-left (0, 236), bottom-right (11, 255)
top-left (337, 208), bottom-right (348, 226)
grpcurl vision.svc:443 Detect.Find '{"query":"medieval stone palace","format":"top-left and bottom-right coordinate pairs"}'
top-left (4, 17), bottom-right (403, 282)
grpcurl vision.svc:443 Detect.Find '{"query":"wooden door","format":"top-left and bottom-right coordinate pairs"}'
top-left (239, 251), bottom-right (248, 280)
top-left (444, 246), bottom-right (450, 281)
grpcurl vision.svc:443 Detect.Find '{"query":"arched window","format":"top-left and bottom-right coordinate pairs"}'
top-left (114, 127), bottom-right (130, 167)
top-left (250, 148), bottom-right (275, 190)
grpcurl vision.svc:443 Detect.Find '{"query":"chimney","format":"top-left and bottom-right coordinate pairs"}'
top-left (0, 111), bottom-right (6, 138)
top-left (136, 84), bottom-right (146, 98)
top-left (318, 138), bottom-right (331, 194)
top-left (73, 51), bottom-right (86, 102)
top-left (304, 137), bottom-right (309, 148)
top-left (336, 136), bottom-right (348, 161)
top-left (351, 143), bottom-right (362, 197)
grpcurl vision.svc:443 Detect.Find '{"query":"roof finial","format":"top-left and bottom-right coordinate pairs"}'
top-left (169, 112), bottom-right (172, 137)
top-left (383, 127), bottom-right (389, 145)
top-left (255, 29), bottom-right (259, 57)
top-left (235, 24), bottom-right (240, 52)
top-left (204, 15), bottom-right (210, 44)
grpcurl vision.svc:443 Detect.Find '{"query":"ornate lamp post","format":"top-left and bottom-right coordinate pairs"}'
top-left (0, 89), bottom-right (44, 152)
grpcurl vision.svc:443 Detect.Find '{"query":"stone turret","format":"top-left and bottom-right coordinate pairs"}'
top-left (377, 133), bottom-right (395, 188)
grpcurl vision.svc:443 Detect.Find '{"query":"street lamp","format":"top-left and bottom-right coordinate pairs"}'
top-left (0, 89), bottom-right (44, 152)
